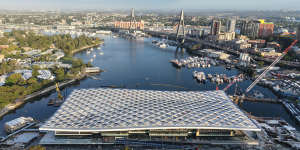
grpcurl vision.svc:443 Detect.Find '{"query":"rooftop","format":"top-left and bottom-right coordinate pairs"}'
top-left (40, 89), bottom-right (260, 132)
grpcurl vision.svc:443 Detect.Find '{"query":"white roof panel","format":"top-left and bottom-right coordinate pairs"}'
top-left (40, 88), bottom-right (260, 132)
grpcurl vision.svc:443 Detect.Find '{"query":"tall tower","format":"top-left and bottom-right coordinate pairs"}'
top-left (226, 19), bottom-right (236, 32)
top-left (297, 25), bottom-right (300, 41)
top-left (176, 9), bottom-right (185, 44)
top-left (129, 8), bottom-right (137, 33)
top-left (210, 20), bottom-right (221, 35)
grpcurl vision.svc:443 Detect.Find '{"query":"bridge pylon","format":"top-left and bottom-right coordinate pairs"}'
top-left (176, 9), bottom-right (185, 45)
top-left (129, 8), bottom-right (137, 33)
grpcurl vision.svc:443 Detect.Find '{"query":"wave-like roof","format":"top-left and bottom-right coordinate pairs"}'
top-left (40, 88), bottom-right (260, 132)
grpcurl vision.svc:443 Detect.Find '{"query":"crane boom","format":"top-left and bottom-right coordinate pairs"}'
top-left (245, 40), bottom-right (298, 94)
top-left (223, 74), bottom-right (243, 92)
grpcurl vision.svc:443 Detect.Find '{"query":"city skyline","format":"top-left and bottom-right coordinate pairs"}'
top-left (1, 0), bottom-right (300, 11)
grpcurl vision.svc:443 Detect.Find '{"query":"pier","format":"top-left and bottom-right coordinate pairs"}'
top-left (229, 95), bottom-right (281, 104)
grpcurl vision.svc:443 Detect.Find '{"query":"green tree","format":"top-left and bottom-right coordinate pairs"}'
top-left (32, 65), bottom-right (40, 77)
top-left (5, 73), bottom-right (23, 85)
top-left (54, 68), bottom-right (65, 81)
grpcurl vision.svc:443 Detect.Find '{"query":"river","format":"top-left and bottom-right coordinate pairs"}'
top-left (0, 35), bottom-right (298, 136)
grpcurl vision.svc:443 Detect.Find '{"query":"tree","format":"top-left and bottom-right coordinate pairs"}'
top-left (258, 61), bottom-right (264, 68)
top-left (32, 65), bottom-right (40, 77)
top-left (86, 62), bottom-right (93, 67)
top-left (27, 77), bottom-right (38, 85)
top-left (54, 68), bottom-right (65, 81)
top-left (5, 73), bottom-right (23, 85)
top-left (72, 59), bottom-right (84, 68)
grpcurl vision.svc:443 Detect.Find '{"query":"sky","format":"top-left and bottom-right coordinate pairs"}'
top-left (0, 0), bottom-right (300, 10)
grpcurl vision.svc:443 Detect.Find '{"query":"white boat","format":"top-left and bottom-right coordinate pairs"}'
top-left (90, 58), bottom-right (94, 62)
top-left (159, 43), bottom-right (168, 48)
top-left (99, 52), bottom-right (104, 55)
top-left (86, 51), bottom-right (91, 54)
top-left (253, 90), bottom-right (264, 98)
top-left (93, 54), bottom-right (96, 58)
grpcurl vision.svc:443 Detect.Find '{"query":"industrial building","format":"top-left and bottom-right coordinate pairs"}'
top-left (39, 88), bottom-right (261, 146)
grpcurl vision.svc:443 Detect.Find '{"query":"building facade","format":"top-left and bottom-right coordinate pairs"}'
top-left (240, 20), bottom-right (260, 39)
top-left (114, 20), bottom-right (145, 30)
top-left (40, 88), bottom-right (261, 146)
top-left (210, 20), bottom-right (221, 35)
top-left (258, 22), bottom-right (274, 38)
top-left (226, 19), bottom-right (236, 32)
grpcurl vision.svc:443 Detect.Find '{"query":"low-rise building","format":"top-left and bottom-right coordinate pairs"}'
top-left (234, 40), bottom-right (252, 50)
top-left (259, 48), bottom-right (282, 58)
top-left (23, 49), bottom-right (41, 57)
top-left (32, 61), bottom-right (71, 69)
top-left (52, 51), bottom-right (65, 60)
top-left (0, 45), bottom-right (9, 50)
top-left (0, 74), bottom-right (7, 86)
top-left (204, 49), bottom-right (230, 60)
top-left (217, 32), bottom-right (235, 41)
top-left (37, 70), bottom-right (55, 80)
top-left (14, 70), bottom-right (32, 80)
top-left (247, 39), bottom-right (266, 48)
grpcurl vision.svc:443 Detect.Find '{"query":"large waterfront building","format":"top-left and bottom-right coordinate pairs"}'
top-left (226, 19), bottom-right (236, 33)
top-left (39, 88), bottom-right (261, 146)
top-left (210, 20), bottom-right (221, 35)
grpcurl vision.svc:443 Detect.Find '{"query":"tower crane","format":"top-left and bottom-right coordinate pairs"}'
top-left (223, 40), bottom-right (298, 101)
top-left (56, 83), bottom-right (64, 100)
top-left (245, 40), bottom-right (298, 94)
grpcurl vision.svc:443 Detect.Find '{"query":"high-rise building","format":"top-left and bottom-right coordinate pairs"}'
top-left (210, 20), bottom-right (221, 35)
top-left (240, 20), bottom-right (260, 39)
top-left (297, 26), bottom-right (300, 41)
top-left (258, 20), bottom-right (274, 38)
top-left (226, 19), bottom-right (236, 32)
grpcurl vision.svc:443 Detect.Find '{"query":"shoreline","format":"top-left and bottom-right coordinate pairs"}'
top-left (0, 75), bottom-right (87, 119)
top-left (0, 41), bottom-right (104, 119)
top-left (71, 42), bottom-right (104, 55)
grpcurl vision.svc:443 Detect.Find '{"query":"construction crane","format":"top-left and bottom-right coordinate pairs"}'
top-left (245, 40), bottom-right (298, 94)
top-left (223, 40), bottom-right (298, 103)
top-left (56, 83), bottom-right (63, 100)
top-left (223, 74), bottom-right (244, 92)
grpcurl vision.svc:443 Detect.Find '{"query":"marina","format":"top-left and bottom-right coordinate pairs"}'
top-left (170, 56), bottom-right (217, 68)
top-left (0, 35), bottom-right (299, 147)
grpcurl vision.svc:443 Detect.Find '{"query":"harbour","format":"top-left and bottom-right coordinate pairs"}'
top-left (0, 34), bottom-right (299, 138)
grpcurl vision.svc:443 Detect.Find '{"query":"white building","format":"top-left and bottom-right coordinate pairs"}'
top-left (14, 70), bottom-right (33, 80)
top-left (37, 70), bottom-right (55, 80)
top-left (52, 51), bottom-right (65, 60)
top-left (0, 75), bottom-right (8, 86)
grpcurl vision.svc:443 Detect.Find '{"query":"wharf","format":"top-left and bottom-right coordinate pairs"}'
top-left (282, 101), bottom-right (300, 124)
top-left (231, 96), bottom-right (281, 104)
